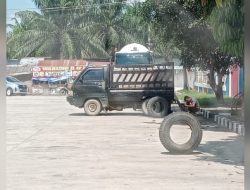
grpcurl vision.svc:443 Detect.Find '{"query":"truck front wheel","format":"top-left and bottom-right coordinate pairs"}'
top-left (84, 99), bottom-right (102, 116)
top-left (147, 96), bottom-right (168, 118)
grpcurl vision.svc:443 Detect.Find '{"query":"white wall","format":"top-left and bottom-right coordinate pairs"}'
top-left (174, 70), bottom-right (195, 91)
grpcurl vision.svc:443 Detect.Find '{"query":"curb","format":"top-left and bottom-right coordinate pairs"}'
top-left (200, 108), bottom-right (245, 136)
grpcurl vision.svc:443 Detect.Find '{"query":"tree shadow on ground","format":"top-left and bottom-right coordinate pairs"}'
top-left (197, 116), bottom-right (244, 166)
top-left (160, 135), bottom-right (243, 166)
top-left (195, 135), bottom-right (244, 166)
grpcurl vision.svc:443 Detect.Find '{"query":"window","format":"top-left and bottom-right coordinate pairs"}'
top-left (6, 76), bottom-right (20, 83)
top-left (82, 69), bottom-right (104, 81)
top-left (115, 53), bottom-right (152, 65)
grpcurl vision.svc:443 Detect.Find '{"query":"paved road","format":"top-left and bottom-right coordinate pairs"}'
top-left (7, 96), bottom-right (244, 190)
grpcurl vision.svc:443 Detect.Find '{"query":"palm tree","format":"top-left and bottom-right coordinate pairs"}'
top-left (32, 0), bottom-right (148, 53)
top-left (7, 9), bottom-right (109, 59)
top-left (82, 2), bottom-right (147, 53)
top-left (7, 0), bottom-right (147, 59)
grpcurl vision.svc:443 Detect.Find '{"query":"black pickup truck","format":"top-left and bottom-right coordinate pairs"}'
top-left (66, 63), bottom-right (175, 117)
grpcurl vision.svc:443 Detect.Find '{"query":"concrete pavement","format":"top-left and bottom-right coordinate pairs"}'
top-left (7, 96), bottom-right (244, 190)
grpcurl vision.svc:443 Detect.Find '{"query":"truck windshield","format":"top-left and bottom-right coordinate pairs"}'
top-left (115, 53), bottom-right (152, 65)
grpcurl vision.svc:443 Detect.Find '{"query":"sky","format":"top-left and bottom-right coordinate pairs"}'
top-left (7, 0), bottom-right (37, 23)
top-left (7, 0), bottom-right (38, 32)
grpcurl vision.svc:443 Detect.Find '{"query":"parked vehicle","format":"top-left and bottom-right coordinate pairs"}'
top-left (66, 63), bottom-right (174, 117)
top-left (6, 76), bottom-right (28, 96)
top-left (31, 76), bottom-right (72, 95)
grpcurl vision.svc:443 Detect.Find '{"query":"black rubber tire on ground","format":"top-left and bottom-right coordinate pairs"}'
top-left (159, 112), bottom-right (202, 154)
top-left (142, 99), bottom-right (150, 115)
top-left (84, 99), bottom-right (102, 116)
top-left (6, 88), bottom-right (13, 96)
top-left (146, 96), bottom-right (168, 118)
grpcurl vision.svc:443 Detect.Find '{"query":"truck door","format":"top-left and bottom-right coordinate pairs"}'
top-left (74, 68), bottom-right (107, 106)
top-left (75, 68), bottom-right (106, 94)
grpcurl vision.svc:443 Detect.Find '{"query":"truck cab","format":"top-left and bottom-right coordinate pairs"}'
top-left (67, 67), bottom-right (108, 110)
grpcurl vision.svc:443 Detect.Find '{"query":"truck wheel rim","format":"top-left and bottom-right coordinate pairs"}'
top-left (89, 103), bottom-right (97, 112)
top-left (153, 102), bottom-right (163, 113)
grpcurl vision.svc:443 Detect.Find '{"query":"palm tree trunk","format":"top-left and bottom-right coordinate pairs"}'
top-left (59, 37), bottom-right (64, 59)
top-left (183, 64), bottom-right (189, 90)
top-left (207, 65), bottom-right (224, 104)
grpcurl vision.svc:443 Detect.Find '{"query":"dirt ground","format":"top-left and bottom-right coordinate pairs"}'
top-left (6, 96), bottom-right (244, 190)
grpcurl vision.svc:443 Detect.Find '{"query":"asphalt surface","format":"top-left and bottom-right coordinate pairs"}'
top-left (6, 96), bottom-right (244, 190)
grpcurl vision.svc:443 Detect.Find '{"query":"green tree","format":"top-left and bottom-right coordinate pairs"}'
top-left (84, 2), bottom-right (145, 54)
top-left (209, 0), bottom-right (244, 57)
top-left (140, 0), bottom-right (215, 89)
top-left (7, 0), bottom-right (146, 59)
top-left (139, 0), bottom-right (241, 102)
top-left (7, 8), bottom-right (108, 59)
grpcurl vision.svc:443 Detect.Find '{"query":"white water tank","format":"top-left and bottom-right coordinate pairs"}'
top-left (118, 43), bottom-right (150, 53)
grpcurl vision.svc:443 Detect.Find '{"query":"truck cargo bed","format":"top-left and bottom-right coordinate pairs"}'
top-left (109, 63), bottom-right (174, 90)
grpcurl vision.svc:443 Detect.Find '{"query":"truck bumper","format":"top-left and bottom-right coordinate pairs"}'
top-left (66, 95), bottom-right (74, 105)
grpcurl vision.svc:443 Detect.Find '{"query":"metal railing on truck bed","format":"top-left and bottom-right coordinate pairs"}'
top-left (109, 63), bottom-right (174, 90)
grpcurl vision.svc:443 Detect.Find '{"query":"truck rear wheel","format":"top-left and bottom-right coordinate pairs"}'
top-left (147, 96), bottom-right (168, 118)
top-left (159, 112), bottom-right (202, 154)
top-left (84, 99), bottom-right (102, 116)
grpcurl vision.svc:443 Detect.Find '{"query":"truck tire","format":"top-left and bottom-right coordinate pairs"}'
top-left (142, 99), bottom-right (149, 115)
top-left (159, 112), bottom-right (202, 154)
top-left (6, 88), bottom-right (13, 96)
top-left (84, 99), bottom-right (102, 116)
top-left (147, 96), bottom-right (168, 118)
